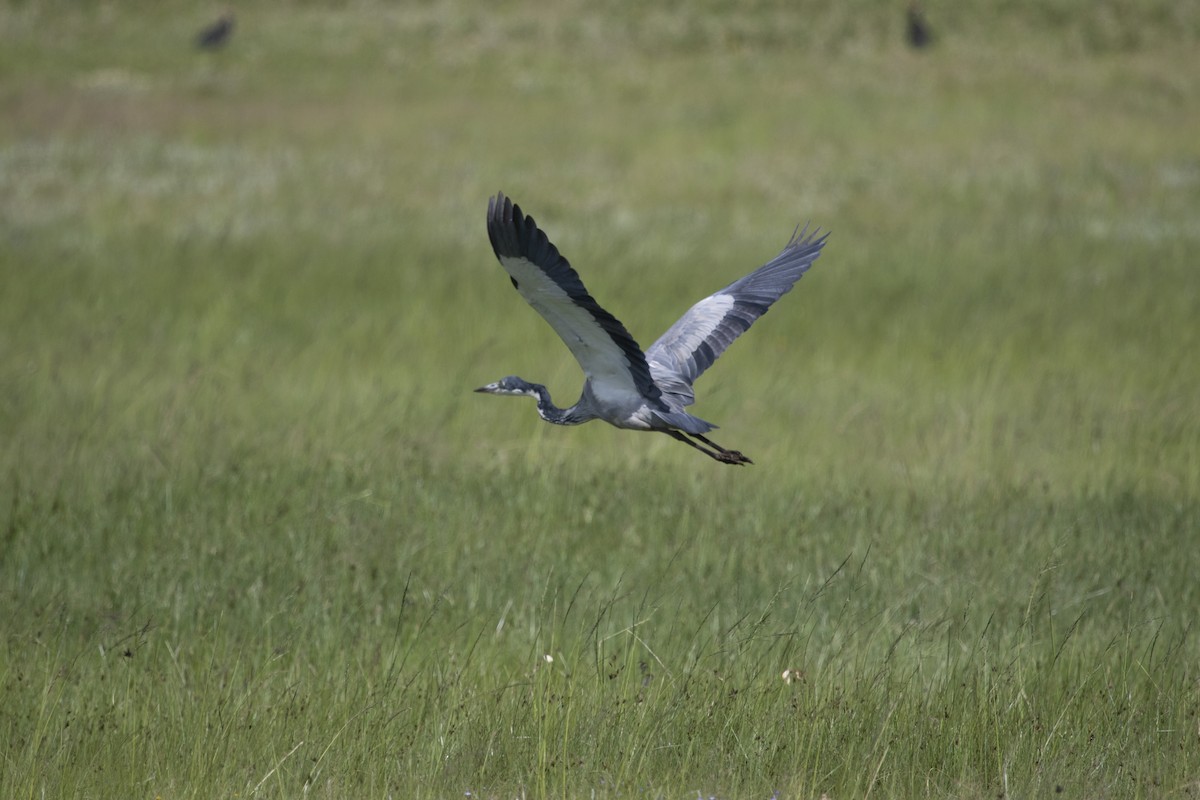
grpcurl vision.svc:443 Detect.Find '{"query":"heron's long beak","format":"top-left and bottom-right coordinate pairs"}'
top-left (474, 384), bottom-right (494, 393)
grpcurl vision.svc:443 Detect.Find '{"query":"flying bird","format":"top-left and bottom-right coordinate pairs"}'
top-left (476, 192), bottom-right (828, 465)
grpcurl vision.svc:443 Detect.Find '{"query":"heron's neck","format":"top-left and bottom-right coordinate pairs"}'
top-left (529, 383), bottom-right (593, 426)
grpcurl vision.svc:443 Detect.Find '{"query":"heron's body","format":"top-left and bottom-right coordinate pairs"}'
top-left (477, 192), bottom-right (828, 464)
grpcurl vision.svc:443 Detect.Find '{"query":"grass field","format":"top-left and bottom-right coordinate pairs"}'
top-left (2, 1), bottom-right (1199, 797)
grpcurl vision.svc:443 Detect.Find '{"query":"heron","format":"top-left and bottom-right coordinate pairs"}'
top-left (476, 192), bottom-right (829, 465)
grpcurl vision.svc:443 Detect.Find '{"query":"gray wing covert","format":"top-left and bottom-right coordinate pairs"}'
top-left (646, 225), bottom-right (829, 406)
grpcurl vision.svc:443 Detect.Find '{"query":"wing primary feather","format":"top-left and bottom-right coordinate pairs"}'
top-left (646, 224), bottom-right (829, 406)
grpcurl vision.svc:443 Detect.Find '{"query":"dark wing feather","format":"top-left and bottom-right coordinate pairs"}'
top-left (646, 225), bottom-right (829, 406)
top-left (487, 192), bottom-right (663, 405)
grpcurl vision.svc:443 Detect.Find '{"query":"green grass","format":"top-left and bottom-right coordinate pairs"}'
top-left (2, 1), bottom-right (1199, 797)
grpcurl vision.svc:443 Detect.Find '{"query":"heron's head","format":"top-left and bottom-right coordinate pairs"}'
top-left (474, 376), bottom-right (539, 397)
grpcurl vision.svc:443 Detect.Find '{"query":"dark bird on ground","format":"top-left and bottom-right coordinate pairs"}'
top-left (475, 192), bottom-right (829, 465)
top-left (906, 3), bottom-right (933, 49)
top-left (196, 13), bottom-right (235, 50)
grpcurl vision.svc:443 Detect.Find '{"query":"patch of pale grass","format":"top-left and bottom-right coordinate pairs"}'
top-left (0, 137), bottom-right (414, 246)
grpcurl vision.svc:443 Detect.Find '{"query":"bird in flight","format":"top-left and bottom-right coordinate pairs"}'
top-left (476, 192), bottom-right (828, 465)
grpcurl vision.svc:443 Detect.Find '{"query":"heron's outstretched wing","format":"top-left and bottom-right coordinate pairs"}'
top-left (646, 225), bottom-right (829, 406)
top-left (487, 192), bottom-right (663, 405)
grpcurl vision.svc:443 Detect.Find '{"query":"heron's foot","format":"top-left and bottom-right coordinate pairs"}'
top-left (716, 449), bottom-right (754, 466)
top-left (663, 430), bottom-right (754, 465)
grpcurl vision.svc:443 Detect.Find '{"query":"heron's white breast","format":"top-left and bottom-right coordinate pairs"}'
top-left (607, 404), bottom-right (656, 430)
top-left (583, 381), bottom-right (656, 430)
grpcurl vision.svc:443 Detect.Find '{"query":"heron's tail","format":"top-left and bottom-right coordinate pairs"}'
top-left (652, 410), bottom-right (717, 435)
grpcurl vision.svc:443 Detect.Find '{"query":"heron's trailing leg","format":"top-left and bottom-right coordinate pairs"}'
top-left (691, 433), bottom-right (753, 465)
top-left (663, 430), bottom-right (753, 466)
